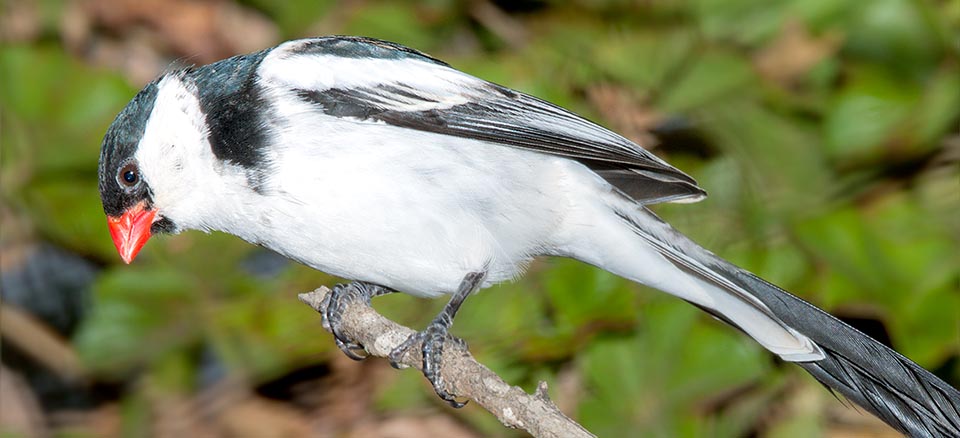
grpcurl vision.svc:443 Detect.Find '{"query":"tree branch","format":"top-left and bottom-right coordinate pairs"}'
top-left (298, 286), bottom-right (595, 438)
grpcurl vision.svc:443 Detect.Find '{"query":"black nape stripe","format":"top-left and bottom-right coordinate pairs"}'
top-left (289, 36), bottom-right (449, 66)
top-left (187, 50), bottom-right (272, 173)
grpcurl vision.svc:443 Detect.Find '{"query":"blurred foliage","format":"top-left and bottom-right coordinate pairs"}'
top-left (1, 0), bottom-right (958, 436)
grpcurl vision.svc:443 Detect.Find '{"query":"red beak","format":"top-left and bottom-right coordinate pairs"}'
top-left (107, 201), bottom-right (156, 264)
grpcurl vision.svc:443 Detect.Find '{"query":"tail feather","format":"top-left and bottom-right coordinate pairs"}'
top-left (735, 268), bottom-right (960, 436)
top-left (620, 205), bottom-right (960, 437)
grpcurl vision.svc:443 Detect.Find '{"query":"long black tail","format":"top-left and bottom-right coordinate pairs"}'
top-left (729, 267), bottom-right (960, 436)
top-left (624, 206), bottom-right (960, 437)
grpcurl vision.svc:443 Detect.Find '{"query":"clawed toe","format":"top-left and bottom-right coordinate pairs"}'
top-left (333, 336), bottom-right (368, 360)
top-left (389, 326), bottom-right (468, 408)
top-left (386, 270), bottom-right (486, 408)
top-left (388, 331), bottom-right (420, 369)
top-left (322, 282), bottom-right (392, 360)
top-left (323, 272), bottom-right (484, 408)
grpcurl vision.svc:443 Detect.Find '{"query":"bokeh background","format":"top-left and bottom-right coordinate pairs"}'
top-left (1, 1), bottom-right (958, 437)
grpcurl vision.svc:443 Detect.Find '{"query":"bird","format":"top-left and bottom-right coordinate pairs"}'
top-left (98, 36), bottom-right (959, 436)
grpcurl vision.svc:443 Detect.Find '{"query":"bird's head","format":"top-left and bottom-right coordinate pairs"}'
top-left (98, 73), bottom-right (215, 263)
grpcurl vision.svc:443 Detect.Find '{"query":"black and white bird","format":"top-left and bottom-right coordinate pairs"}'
top-left (98, 36), bottom-right (959, 436)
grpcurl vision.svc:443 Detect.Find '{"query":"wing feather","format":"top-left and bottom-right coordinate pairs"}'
top-left (260, 37), bottom-right (706, 204)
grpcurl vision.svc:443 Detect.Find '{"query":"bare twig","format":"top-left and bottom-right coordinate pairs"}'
top-left (298, 287), bottom-right (595, 438)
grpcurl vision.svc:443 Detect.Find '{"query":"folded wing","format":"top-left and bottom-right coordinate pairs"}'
top-left (259, 36), bottom-right (707, 205)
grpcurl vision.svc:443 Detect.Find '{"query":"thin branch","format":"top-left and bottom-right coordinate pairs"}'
top-left (298, 287), bottom-right (595, 438)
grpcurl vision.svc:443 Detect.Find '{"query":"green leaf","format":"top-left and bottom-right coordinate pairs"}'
top-left (578, 298), bottom-right (767, 436)
top-left (343, 3), bottom-right (438, 52)
top-left (593, 30), bottom-right (695, 92)
top-left (22, 178), bottom-right (118, 259)
top-left (74, 268), bottom-right (199, 375)
top-left (658, 51), bottom-right (756, 113)
top-left (793, 206), bottom-right (895, 300)
top-left (0, 45), bottom-right (71, 120)
top-left (151, 350), bottom-right (196, 393)
top-left (908, 66), bottom-right (960, 149)
top-left (242, 0), bottom-right (334, 37)
top-left (843, 0), bottom-right (946, 76)
top-left (208, 291), bottom-right (333, 379)
top-left (544, 259), bottom-right (636, 330)
top-left (696, 100), bottom-right (832, 214)
top-left (693, 0), bottom-right (788, 46)
top-left (824, 67), bottom-right (919, 161)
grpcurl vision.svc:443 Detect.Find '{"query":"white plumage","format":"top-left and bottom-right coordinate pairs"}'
top-left (132, 42), bottom-right (821, 360)
top-left (98, 37), bottom-right (960, 436)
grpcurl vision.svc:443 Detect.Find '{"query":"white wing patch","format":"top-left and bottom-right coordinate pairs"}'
top-left (259, 39), bottom-right (477, 111)
top-left (254, 37), bottom-right (706, 205)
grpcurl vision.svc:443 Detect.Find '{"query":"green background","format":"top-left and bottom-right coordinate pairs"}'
top-left (2, 0), bottom-right (958, 436)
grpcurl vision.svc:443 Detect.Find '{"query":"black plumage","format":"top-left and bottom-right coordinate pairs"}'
top-left (620, 205), bottom-right (960, 437)
top-left (298, 82), bottom-right (706, 204)
top-left (98, 81), bottom-right (159, 217)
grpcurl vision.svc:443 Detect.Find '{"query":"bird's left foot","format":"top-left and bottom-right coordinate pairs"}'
top-left (322, 281), bottom-right (393, 360)
top-left (388, 271), bottom-right (486, 408)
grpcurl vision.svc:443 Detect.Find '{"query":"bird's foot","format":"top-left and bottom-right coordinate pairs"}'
top-left (321, 281), bottom-right (392, 360)
top-left (387, 271), bottom-right (486, 408)
top-left (388, 317), bottom-right (469, 407)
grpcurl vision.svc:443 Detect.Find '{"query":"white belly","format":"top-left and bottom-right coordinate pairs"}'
top-left (237, 122), bottom-right (573, 297)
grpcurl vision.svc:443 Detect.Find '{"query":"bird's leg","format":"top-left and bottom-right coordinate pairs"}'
top-left (389, 270), bottom-right (486, 408)
top-left (321, 281), bottom-right (394, 360)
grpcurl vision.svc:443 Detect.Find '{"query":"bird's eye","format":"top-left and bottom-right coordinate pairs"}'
top-left (118, 162), bottom-right (140, 187)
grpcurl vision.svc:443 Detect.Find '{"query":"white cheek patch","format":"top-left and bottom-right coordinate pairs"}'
top-left (133, 76), bottom-right (220, 230)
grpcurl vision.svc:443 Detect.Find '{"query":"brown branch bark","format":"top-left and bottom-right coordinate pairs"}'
top-left (298, 287), bottom-right (595, 438)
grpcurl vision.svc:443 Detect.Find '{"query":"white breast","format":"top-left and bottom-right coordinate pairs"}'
top-left (137, 75), bottom-right (595, 297)
top-left (234, 112), bottom-right (576, 296)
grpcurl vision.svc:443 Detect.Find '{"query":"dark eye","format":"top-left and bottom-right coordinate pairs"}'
top-left (118, 162), bottom-right (140, 187)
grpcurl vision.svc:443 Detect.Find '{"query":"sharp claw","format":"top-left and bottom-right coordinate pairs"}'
top-left (321, 282), bottom-right (393, 361)
top-left (384, 270), bottom-right (485, 409)
top-left (440, 392), bottom-right (467, 408)
top-left (388, 326), bottom-right (468, 408)
top-left (389, 330), bottom-right (420, 368)
top-left (431, 373), bottom-right (467, 408)
top-left (320, 289), bottom-right (334, 331)
top-left (334, 337), bottom-right (368, 360)
top-left (388, 353), bottom-right (406, 369)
